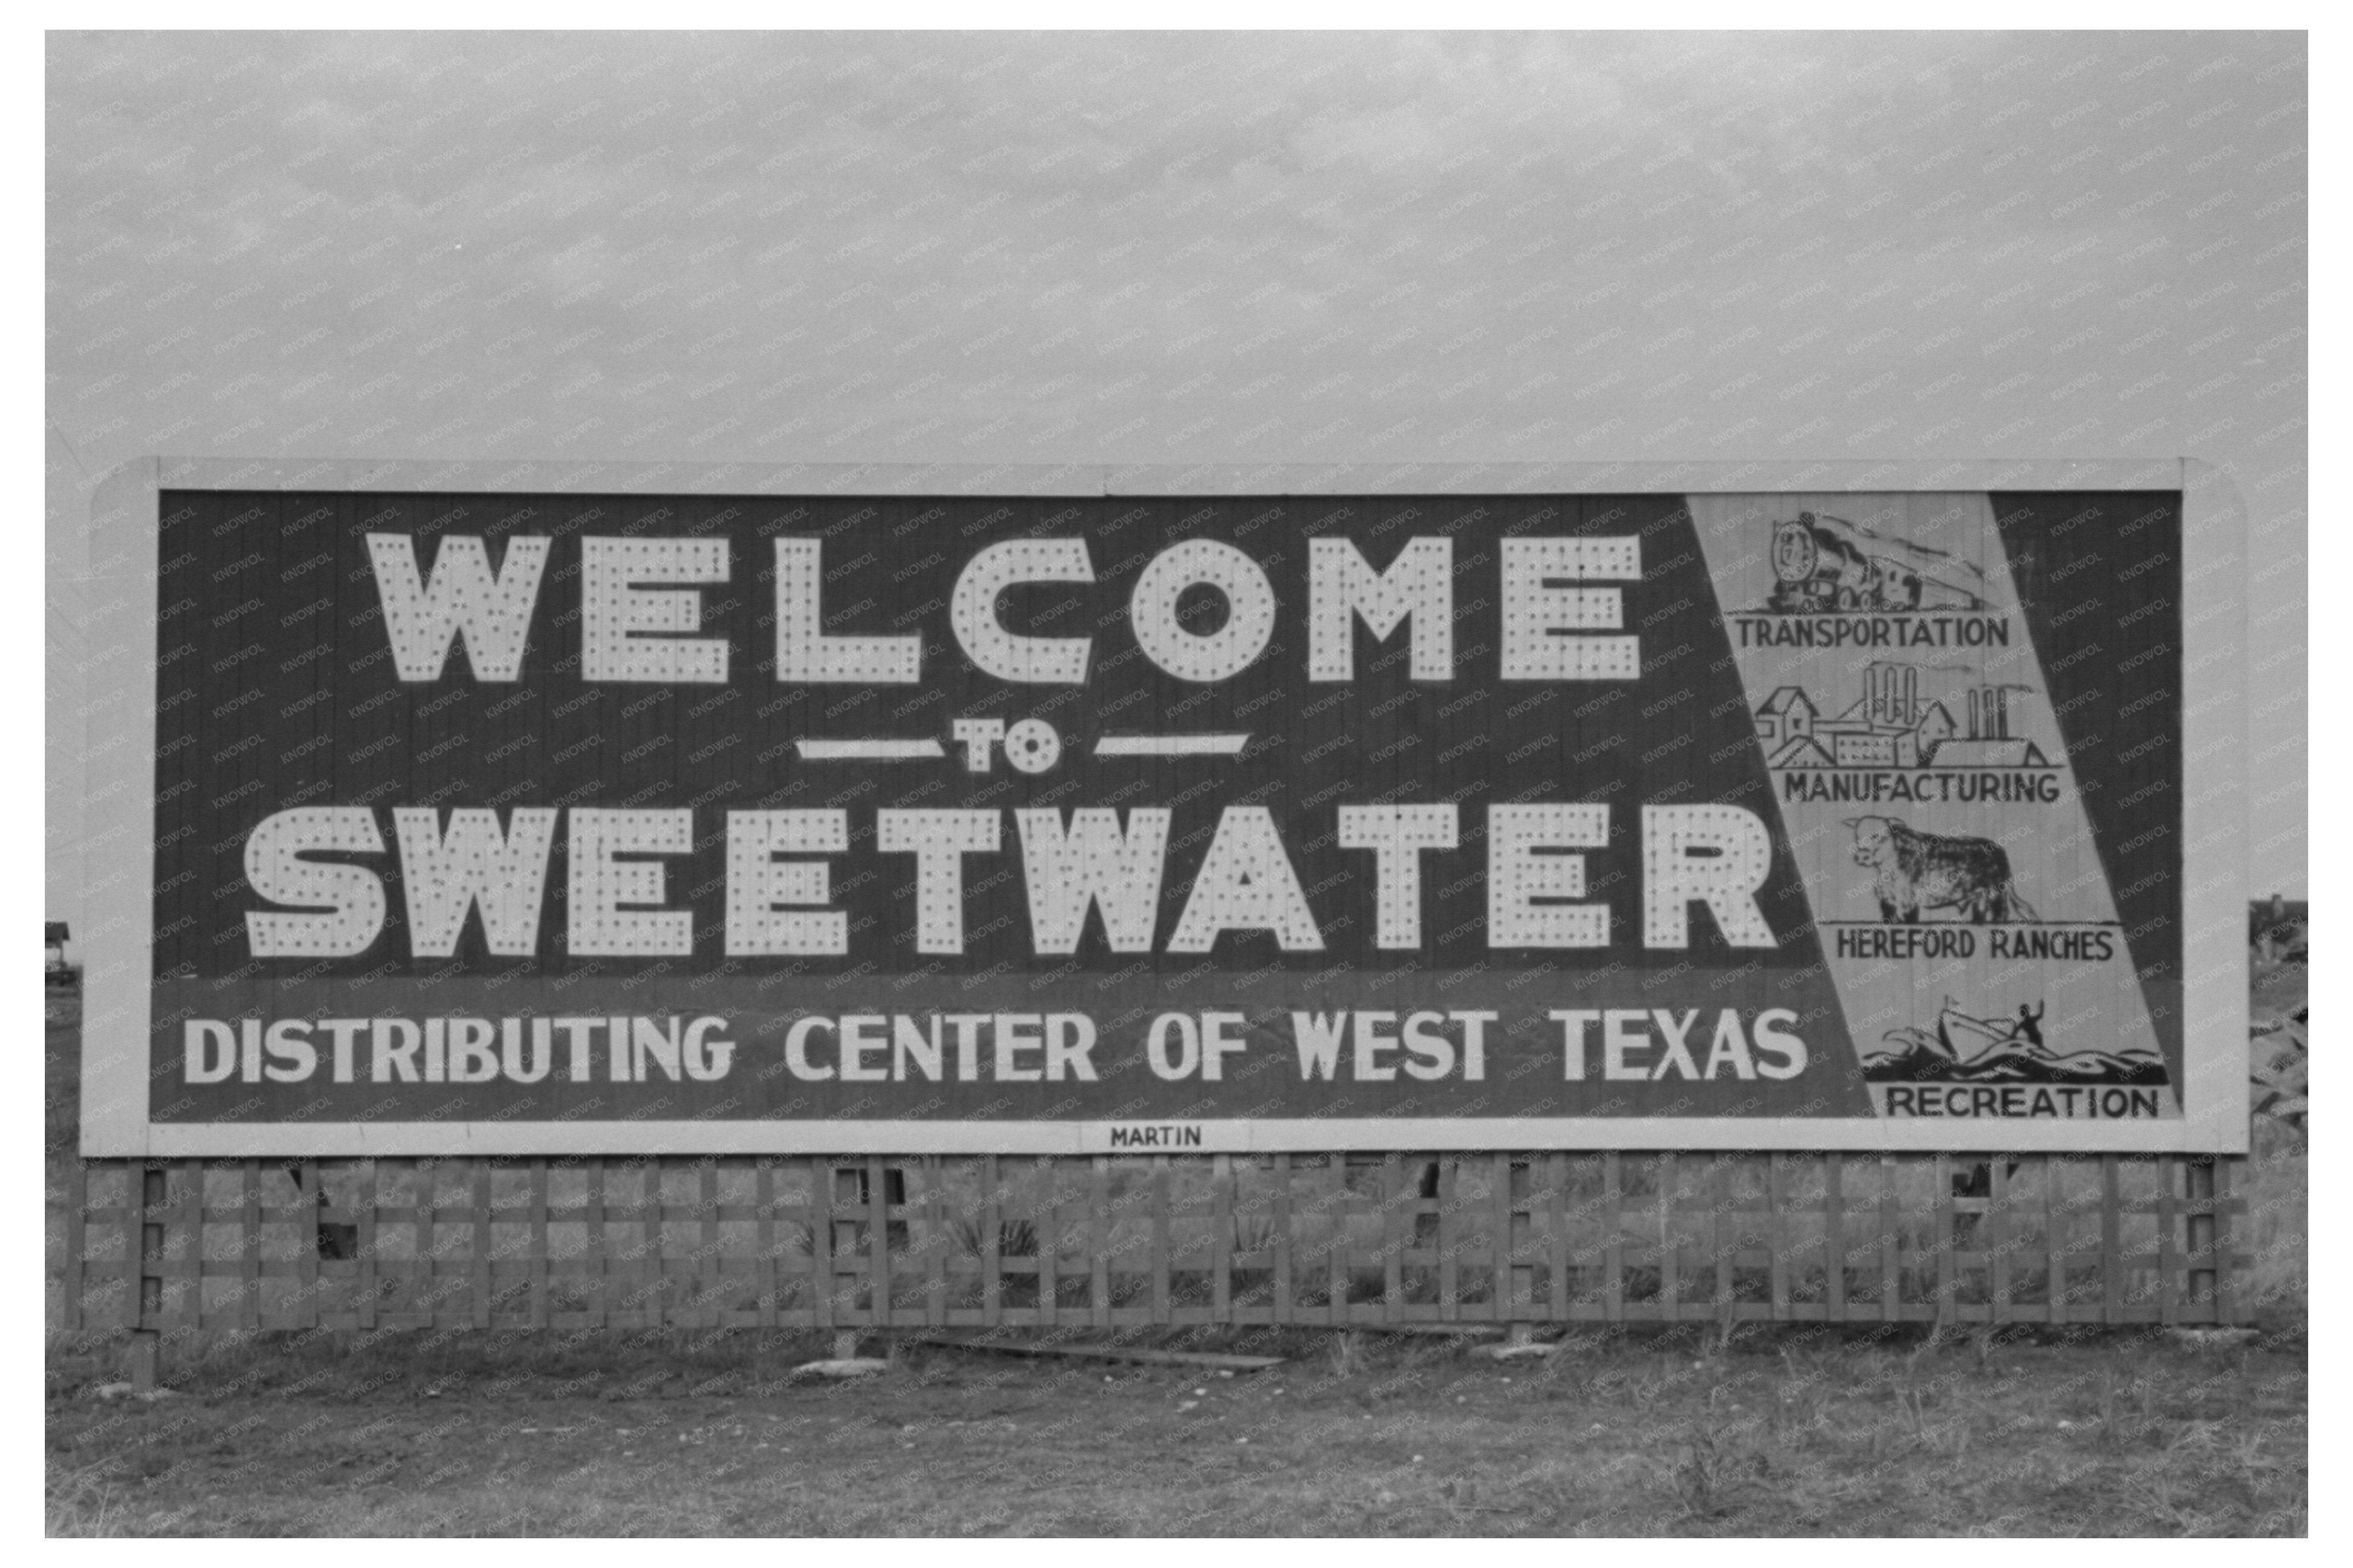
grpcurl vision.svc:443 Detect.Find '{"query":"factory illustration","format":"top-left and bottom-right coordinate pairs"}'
top-left (1754, 662), bottom-right (2050, 771)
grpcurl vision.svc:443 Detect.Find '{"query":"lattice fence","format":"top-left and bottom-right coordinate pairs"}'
top-left (50, 1152), bottom-right (2249, 1343)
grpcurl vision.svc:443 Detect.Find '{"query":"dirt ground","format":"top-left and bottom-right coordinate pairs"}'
top-left (45, 1324), bottom-right (2306, 1536)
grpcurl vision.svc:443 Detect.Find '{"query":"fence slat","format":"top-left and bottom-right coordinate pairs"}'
top-left (582, 1161), bottom-right (606, 1329)
top-left (754, 1160), bottom-right (779, 1330)
top-left (697, 1161), bottom-right (720, 1326)
top-left (238, 1160), bottom-right (262, 1335)
top-left (417, 1161), bottom-right (438, 1327)
top-left (641, 1159), bottom-right (664, 1327)
top-left (1989, 1156), bottom-right (2013, 1319)
top-left (1381, 1154), bottom-right (1404, 1326)
top-left (1435, 1157), bottom-right (1459, 1320)
top-left (1493, 1155), bottom-right (1516, 1324)
top-left (471, 1162), bottom-right (494, 1331)
top-left (811, 1160), bottom-right (835, 1331)
top-left (1539, 1154), bottom-right (1563, 1322)
top-left (1317, 1148), bottom-right (1336, 1318)
top-left (2043, 1155), bottom-right (2067, 1322)
top-left (1086, 1158), bottom-right (1111, 1328)
top-left (148, 1165), bottom-right (177, 1340)
top-left (288, 1158), bottom-right (317, 1330)
top-left (1325, 1157), bottom-right (1347, 1327)
top-left (979, 1154), bottom-right (1000, 1328)
top-left (1029, 1156), bottom-right (1054, 1330)
top-left (1602, 1153), bottom-right (1624, 1322)
top-left (1710, 1158), bottom-right (1733, 1318)
top-left (1271, 1154), bottom-right (1294, 1322)
top-left (1824, 1156), bottom-right (1846, 1319)
top-left (1932, 1154), bottom-right (1956, 1328)
top-left (1659, 1154), bottom-right (1679, 1321)
top-left (2100, 1156), bottom-right (2124, 1326)
top-left (356, 1159), bottom-right (378, 1332)
top-left (524, 1163), bottom-right (547, 1328)
top-left (1148, 1156), bottom-right (1170, 1324)
top-left (166, 1163), bottom-right (195, 1333)
top-left (1210, 1154), bottom-right (1233, 1321)
top-left (2156, 1156), bottom-right (2181, 1327)
top-left (1878, 1156), bottom-right (1900, 1324)
top-left (868, 1156), bottom-right (891, 1327)
top-left (929, 1157), bottom-right (951, 1330)
top-left (2211, 1159), bottom-right (2238, 1325)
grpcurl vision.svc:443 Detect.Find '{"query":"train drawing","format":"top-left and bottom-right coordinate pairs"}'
top-left (1765, 511), bottom-right (1987, 614)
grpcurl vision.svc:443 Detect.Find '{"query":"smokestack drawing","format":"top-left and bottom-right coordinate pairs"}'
top-left (1962, 686), bottom-right (2009, 740)
top-left (1865, 663), bottom-right (1914, 726)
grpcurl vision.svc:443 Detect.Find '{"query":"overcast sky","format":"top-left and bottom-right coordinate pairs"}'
top-left (45, 30), bottom-right (2306, 922)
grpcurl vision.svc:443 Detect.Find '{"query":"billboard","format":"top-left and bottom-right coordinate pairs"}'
top-left (79, 461), bottom-right (2248, 1155)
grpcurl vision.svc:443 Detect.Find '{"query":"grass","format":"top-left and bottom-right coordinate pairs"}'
top-left (44, 1322), bottom-right (2305, 1536)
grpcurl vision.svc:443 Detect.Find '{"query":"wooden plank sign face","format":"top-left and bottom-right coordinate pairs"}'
top-left (79, 461), bottom-right (2248, 1156)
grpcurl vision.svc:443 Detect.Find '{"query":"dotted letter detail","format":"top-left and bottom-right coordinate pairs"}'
top-left (1014, 807), bottom-right (1173, 954)
top-left (1130, 539), bottom-right (1277, 684)
top-left (567, 809), bottom-right (695, 956)
top-left (1336, 803), bottom-right (1461, 949)
top-left (950, 538), bottom-right (1093, 683)
top-left (726, 809), bottom-right (851, 956)
top-left (366, 533), bottom-right (551, 683)
top-left (1500, 537), bottom-right (1641, 682)
top-left (877, 809), bottom-right (1002, 954)
top-left (580, 537), bottom-right (730, 683)
top-left (391, 806), bottom-right (558, 957)
top-left (1642, 804), bottom-right (1776, 949)
top-left (244, 807), bottom-right (387, 958)
top-left (1487, 803), bottom-right (1611, 948)
top-left (1308, 536), bottom-right (1453, 682)
top-left (1166, 806), bottom-right (1326, 953)
top-left (774, 537), bottom-right (921, 683)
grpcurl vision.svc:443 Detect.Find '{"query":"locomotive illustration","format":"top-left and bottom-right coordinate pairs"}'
top-left (1766, 511), bottom-right (1987, 614)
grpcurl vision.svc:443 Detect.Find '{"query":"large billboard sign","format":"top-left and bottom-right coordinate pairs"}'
top-left (80, 461), bottom-right (2248, 1154)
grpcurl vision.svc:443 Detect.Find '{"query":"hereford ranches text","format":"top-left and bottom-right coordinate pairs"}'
top-left (195, 528), bottom-right (1815, 1094)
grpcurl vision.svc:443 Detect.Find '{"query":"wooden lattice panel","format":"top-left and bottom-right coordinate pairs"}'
top-left (50, 1152), bottom-right (2249, 1339)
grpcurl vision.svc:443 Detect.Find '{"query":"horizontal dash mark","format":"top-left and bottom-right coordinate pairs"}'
top-left (795, 738), bottom-right (947, 762)
top-left (1094, 734), bottom-right (1250, 757)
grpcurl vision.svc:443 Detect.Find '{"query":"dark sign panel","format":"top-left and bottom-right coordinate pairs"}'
top-left (83, 465), bottom-right (2246, 1154)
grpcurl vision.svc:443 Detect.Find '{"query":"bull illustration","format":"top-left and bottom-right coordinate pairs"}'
top-left (1846, 816), bottom-right (2038, 923)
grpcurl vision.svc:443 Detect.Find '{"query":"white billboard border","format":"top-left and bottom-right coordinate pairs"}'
top-left (81, 457), bottom-right (2250, 1157)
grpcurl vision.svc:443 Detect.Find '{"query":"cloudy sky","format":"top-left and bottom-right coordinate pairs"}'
top-left (45, 30), bottom-right (2306, 920)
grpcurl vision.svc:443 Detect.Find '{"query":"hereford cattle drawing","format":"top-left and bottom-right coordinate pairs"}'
top-left (1847, 816), bottom-right (2038, 923)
